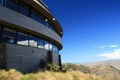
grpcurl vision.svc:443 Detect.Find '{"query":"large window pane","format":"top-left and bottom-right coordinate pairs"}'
top-left (6, 0), bottom-right (19, 11)
top-left (48, 25), bottom-right (54, 31)
top-left (0, 24), bottom-right (2, 41)
top-left (56, 47), bottom-right (59, 53)
top-left (31, 8), bottom-right (38, 21)
top-left (38, 16), bottom-right (45, 25)
top-left (29, 35), bottom-right (37, 47)
top-left (19, 1), bottom-right (29, 16)
top-left (17, 32), bottom-right (28, 46)
top-left (52, 45), bottom-right (59, 53)
top-left (44, 41), bottom-right (50, 50)
top-left (0, 24), bottom-right (1, 34)
top-left (0, 0), bottom-right (2, 5)
top-left (52, 45), bottom-right (56, 53)
top-left (49, 43), bottom-right (53, 51)
top-left (2, 27), bottom-right (16, 44)
top-left (38, 38), bottom-right (44, 49)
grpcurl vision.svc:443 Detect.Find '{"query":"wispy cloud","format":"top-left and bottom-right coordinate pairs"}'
top-left (93, 45), bottom-right (118, 49)
top-left (97, 48), bottom-right (120, 59)
top-left (108, 45), bottom-right (118, 48)
top-left (93, 45), bottom-right (105, 49)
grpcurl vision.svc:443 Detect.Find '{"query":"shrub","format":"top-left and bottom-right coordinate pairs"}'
top-left (44, 63), bottom-right (60, 72)
top-left (62, 63), bottom-right (90, 73)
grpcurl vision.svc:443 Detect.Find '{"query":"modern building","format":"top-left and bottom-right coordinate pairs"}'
top-left (0, 0), bottom-right (63, 72)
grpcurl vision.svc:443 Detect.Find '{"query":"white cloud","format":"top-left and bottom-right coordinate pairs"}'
top-left (93, 45), bottom-right (118, 49)
top-left (93, 45), bottom-right (105, 49)
top-left (108, 45), bottom-right (118, 48)
top-left (97, 48), bottom-right (120, 59)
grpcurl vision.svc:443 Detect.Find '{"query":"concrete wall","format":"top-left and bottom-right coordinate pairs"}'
top-left (6, 43), bottom-right (49, 72)
top-left (4, 43), bottom-right (60, 72)
top-left (0, 6), bottom-right (62, 49)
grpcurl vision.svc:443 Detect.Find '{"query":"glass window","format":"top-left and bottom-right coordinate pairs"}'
top-left (45, 22), bottom-right (49, 28)
top-left (38, 38), bottom-right (44, 49)
top-left (38, 14), bottom-right (44, 23)
top-left (49, 43), bottom-right (53, 51)
top-left (19, 1), bottom-right (29, 16)
top-left (52, 45), bottom-right (59, 53)
top-left (2, 27), bottom-right (16, 44)
top-left (48, 25), bottom-right (54, 31)
top-left (52, 45), bottom-right (56, 53)
top-left (38, 16), bottom-right (45, 25)
top-left (0, 24), bottom-right (1, 34)
top-left (17, 32), bottom-right (28, 46)
top-left (56, 46), bottom-right (59, 53)
top-left (0, 24), bottom-right (2, 41)
top-left (0, 0), bottom-right (2, 5)
top-left (44, 41), bottom-right (50, 50)
top-left (6, 0), bottom-right (19, 11)
top-left (42, 20), bottom-right (47, 26)
top-left (29, 35), bottom-right (38, 47)
top-left (31, 8), bottom-right (38, 21)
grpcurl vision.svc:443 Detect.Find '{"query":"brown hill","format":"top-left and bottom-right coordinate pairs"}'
top-left (63, 63), bottom-right (120, 80)
top-left (83, 59), bottom-right (120, 70)
top-left (90, 65), bottom-right (120, 80)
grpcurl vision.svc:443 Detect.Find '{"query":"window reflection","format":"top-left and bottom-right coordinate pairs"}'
top-left (31, 8), bottom-right (38, 21)
top-left (19, 1), bottom-right (29, 16)
top-left (0, 24), bottom-right (1, 34)
top-left (0, 24), bottom-right (59, 53)
top-left (38, 38), bottom-right (44, 49)
top-left (5, 0), bottom-right (56, 32)
top-left (0, 24), bottom-right (2, 41)
top-left (38, 15), bottom-right (45, 25)
top-left (0, 0), bottom-right (1, 5)
top-left (52, 45), bottom-right (59, 53)
top-left (17, 32), bottom-right (28, 46)
top-left (29, 35), bottom-right (38, 47)
top-left (49, 43), bottom-right (53, 51)
top-left (2, 27), bottom-right (16, 44)
top-left (44, 41), bottom-right (50, 50)
top-left (6, 0), bottom-right (19, 11)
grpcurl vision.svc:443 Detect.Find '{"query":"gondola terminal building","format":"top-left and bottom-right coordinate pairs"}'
top-left (0, 0), bottom-right (63, 72)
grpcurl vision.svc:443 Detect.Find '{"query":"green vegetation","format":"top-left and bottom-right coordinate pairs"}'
top-left (62, 63), bottom-right (90, 73)
top-left (44, 63), bottom-right (60, 72)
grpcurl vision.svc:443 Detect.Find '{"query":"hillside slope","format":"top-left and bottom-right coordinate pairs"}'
top-left (63, 63), bottom-right (120, 80)
top-left (90, 65), bottom-right (120, 80)
top-left (84, 59), bottom-right (120, 70)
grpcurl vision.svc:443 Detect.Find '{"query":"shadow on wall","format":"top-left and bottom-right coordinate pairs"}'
top-left (39, 58), bottom-right (47, 69)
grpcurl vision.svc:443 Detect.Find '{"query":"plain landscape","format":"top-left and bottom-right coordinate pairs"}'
top-left (0, 59), bottom-right (120, 80)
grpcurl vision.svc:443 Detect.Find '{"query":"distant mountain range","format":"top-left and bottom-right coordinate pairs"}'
top-left (83, 59), bottom-right (120, 70)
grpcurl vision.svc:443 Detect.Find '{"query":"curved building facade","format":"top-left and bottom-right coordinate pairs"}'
top-left (0, 0), bottom-right (63, 72)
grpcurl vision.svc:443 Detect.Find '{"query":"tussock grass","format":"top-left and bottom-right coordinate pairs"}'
top-left (0, 69), bottom-right (104, 80)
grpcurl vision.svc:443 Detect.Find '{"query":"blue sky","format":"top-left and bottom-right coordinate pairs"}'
top-left (43, 0), bottom-right (120, 63)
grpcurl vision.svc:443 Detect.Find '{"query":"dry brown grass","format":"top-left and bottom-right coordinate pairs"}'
top-left (0, 69), bottom-right (105, 80)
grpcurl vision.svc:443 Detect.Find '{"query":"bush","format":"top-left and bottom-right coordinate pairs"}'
top-left (62, 63), bottom-right (90, 73)
top-left (44, 63), bottom-right (60, 72)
